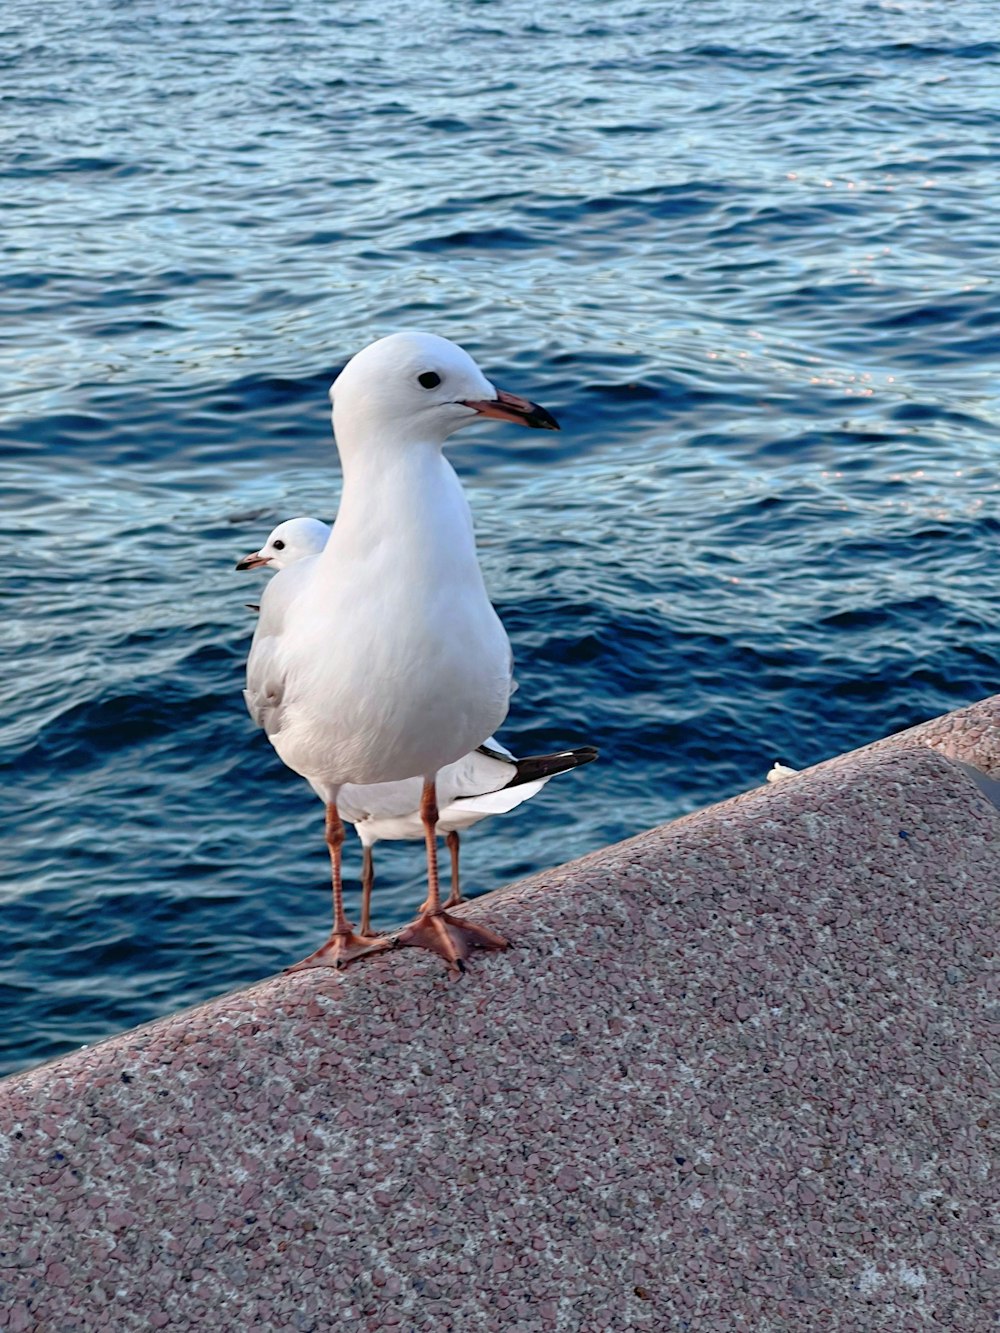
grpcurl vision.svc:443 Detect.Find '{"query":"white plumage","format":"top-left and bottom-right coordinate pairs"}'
top-left (238, 514), bottom-right (597, 931)
top-left (239, 331), bottom-right (563, 972)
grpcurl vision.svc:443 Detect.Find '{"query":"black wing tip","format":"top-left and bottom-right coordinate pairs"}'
top-left (508, 744), bottom-right (599, 788)
top-left (569, 744), bottom-right (599, 764)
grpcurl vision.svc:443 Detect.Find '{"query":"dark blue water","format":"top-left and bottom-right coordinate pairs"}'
top-left (3, 0), bottom-right (998, 1077)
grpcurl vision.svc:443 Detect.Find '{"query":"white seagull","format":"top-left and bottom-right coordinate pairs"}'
top-left (235, 517), bottom-right (332, 573)
top-left (237, 516), bottom-right (598, 936)
top-left (242, 332), bottom-right (560, 974)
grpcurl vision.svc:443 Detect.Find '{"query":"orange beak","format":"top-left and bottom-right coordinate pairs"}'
top-left (235, 550), bottom-right (269, 571)
top-left (460, 388), bottom-right (559, 431)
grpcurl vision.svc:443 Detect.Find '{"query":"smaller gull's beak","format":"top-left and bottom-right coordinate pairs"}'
top-left (235, 550), bottom-right (269, 571)
top-left (460, 388), bottom-right (560, 431)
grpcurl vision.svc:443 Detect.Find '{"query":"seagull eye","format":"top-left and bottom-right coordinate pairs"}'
top-left (273, 539), bottom-right (285, 550)
top-left (417, 371), bottom-right (441, 389)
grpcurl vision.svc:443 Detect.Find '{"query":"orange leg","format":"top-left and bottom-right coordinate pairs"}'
top-left (396, 780), bottom-right (507, 976)
top-left (287, 805), bottom-right (391, 971)
top-left (360, 843), bottom-right (376, 937)
top-left (443, 830), bottom-right (463, 909)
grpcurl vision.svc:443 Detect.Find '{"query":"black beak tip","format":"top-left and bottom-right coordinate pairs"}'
top-left (530, 405), bottom-right (560, 431)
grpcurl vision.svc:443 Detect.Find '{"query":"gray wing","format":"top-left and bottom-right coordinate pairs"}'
top-left (507, 641), bottom-right (518, 697)
top-left (242, 556), bottom-right (316, 738)
top-left (243, 640), bottom-right (286, 738)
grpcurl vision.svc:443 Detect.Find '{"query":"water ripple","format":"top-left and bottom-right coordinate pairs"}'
top-left (1, 0), bottom-right (998, 1074)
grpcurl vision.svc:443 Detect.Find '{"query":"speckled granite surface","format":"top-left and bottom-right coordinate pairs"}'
top-left (866, 692), bottom-right (1000, 776)
top-left (2, 698), bottom-right (997, 1332)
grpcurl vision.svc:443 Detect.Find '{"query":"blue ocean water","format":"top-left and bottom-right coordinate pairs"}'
top-left (2, 0), bottom-right (998, 1076)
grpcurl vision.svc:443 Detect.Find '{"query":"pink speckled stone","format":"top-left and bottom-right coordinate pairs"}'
top-left (1, 697), bottom-right (998, 1332)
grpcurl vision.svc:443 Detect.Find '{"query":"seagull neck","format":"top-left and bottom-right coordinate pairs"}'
top-left (323, 437), bottom-right (476, 566)
top-left (334, 429), bottom-right (448, 501)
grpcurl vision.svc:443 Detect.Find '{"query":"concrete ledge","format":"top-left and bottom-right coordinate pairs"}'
top-left (2, 698), bottom-right (998, 1331)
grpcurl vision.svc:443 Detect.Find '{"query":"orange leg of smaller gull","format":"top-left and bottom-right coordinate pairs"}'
top-left (443, 830), bottom-right (463, 909)
top-left (397, 779), bottom-right (508, 976)
top-left (287, 805), bottom-right (392, 970)
top-left (360, 843), bottom-right (375, 938)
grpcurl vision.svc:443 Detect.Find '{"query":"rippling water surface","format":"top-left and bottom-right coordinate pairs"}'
top-left (3, 0), bottom-right (998, 1075)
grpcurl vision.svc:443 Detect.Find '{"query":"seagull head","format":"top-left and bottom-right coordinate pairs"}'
top-left (329, 331), bottom-right (559, 450)
top-left (235, 516), bottom-right (331, 571)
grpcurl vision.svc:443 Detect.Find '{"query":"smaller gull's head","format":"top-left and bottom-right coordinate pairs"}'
top-left (235, 516), bottom-right (331, 572)
top-left (329, 331), bottom-right (559, 449)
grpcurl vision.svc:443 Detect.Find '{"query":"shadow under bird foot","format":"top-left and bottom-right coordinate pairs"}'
top-left (396, 909), bottom-right (509, 977)
top-left (286, 929), bottom-right (393, 972)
